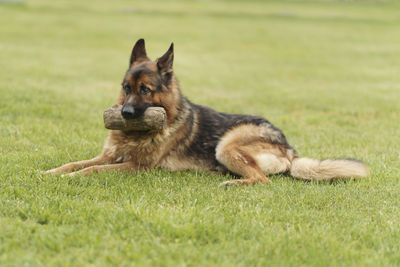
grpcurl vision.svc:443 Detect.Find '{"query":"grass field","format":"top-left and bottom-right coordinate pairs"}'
top-left (1, 0), bottom-right (400, 265)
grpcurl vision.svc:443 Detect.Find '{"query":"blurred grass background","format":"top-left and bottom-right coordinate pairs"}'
top-left (1, 0), bottom-right (400, 266)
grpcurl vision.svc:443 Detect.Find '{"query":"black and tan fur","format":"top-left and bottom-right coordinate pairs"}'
top-left (45, 39), bottom-right (368, 185)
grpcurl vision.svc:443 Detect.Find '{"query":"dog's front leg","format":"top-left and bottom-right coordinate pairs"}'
top-left (63, 161), bottom-right (135, 177)
top-left (44, 156), bottom-right (106, 175)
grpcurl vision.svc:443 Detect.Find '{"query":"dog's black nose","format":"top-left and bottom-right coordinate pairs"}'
top-left (121, 106), bottom-right (135, 119)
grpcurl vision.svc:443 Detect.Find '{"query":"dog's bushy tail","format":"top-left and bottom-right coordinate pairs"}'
top-left (289, 157), bottom-right (368, 181)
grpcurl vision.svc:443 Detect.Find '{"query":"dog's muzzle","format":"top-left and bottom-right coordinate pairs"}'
top-left (121, 105), bottom-right (136, 120)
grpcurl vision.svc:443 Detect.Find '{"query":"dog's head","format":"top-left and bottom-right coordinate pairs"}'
top-left (119, 39), bottom-right (181, 123)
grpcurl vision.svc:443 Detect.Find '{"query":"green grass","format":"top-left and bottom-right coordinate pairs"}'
top-left (1, 0), bottom-right (400, 265)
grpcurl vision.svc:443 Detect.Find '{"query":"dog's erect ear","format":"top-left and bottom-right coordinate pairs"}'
top-left (157, 43), bottom-right (174, 73)
top-left (130, 39), bottom-right (148, 65)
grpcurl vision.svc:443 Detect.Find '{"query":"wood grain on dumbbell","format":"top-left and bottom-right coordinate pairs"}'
top-left (103, 105), bottom-right (166, 131)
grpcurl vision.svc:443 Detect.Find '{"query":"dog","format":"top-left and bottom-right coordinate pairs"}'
top-left (45, 39), bottom-right (368, 185)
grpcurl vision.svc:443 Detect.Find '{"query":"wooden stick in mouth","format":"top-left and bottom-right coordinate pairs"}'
top-left (103, 105), bottom-right (167, 131)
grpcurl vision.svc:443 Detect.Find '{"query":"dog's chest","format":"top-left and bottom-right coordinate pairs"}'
top-left (103, 131), bottom-right (168, 168)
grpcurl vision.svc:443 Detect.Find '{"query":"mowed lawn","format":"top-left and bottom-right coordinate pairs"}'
top-left (1, 0), bottom-right (400, 265)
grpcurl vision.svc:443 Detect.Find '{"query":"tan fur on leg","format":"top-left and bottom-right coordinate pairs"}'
top-left (255, 153), bottom-right (291, 174)
top-left (215, 124), bottom-right (294, 186)
top-left (216, 144), bottom-right (271, 186)
top-left (45, 156), bottom-right (105, 175)
top-left (64, 161), bottom-right (135, 177)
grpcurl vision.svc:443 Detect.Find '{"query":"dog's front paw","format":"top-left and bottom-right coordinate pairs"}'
top-left (219, 180), bottom-right (240, 187)
top-left (42, 169), bottom-right (58, 175)
top-left (60, 172), bottom-right (76, 178)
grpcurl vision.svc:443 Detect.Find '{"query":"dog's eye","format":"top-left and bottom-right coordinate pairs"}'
top-left (123, 85), bottom-right (130, 95)
top-left (140, 85), bottom-right (151, 96)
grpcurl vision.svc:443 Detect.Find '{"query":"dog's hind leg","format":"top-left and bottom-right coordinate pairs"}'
top-left (216, 142), bottom-right (272, 186)
top-left (44, 155), bottom-right (105, 175)
top-left (63, 161), bottom-right (135, 177)
top-left (215, 124), bottom-right (292, 186)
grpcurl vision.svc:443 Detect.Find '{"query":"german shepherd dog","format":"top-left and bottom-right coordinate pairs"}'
top-left (45, 39), bottom-right (368, 185)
